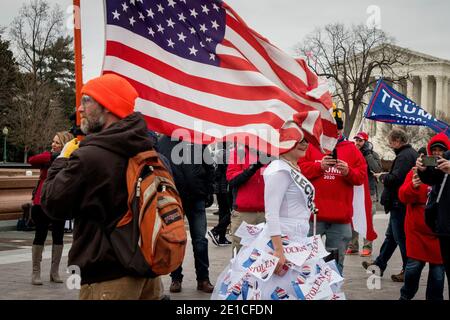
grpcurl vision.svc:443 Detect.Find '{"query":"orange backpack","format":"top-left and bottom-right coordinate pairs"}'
top-left (110, 150), bottom-right (187, 276)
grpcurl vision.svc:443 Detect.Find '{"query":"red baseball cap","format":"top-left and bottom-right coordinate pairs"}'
top-left (354, 131), bottom-right (369, 141)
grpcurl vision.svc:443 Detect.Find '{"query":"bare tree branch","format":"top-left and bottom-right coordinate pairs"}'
top-left (6, 0), bottom-right (71, 162)
top-left (295, 24), bottom-right (411, 135)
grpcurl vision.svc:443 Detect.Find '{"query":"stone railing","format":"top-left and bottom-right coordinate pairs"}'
top-left (0, 169), bottom-right (39, 220)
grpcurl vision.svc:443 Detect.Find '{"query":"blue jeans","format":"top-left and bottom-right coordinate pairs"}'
top-left (375, 206), bottom-right (407, 271)
top-left (400, 259), bottom-right (445, 300)
top-left (309, 221), bottom-right (352, 275)
top-left (170, 199), bottom-right (210, 281)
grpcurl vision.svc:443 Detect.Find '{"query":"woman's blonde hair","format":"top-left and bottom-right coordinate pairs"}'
top-left (55, 131), bottom-right (74, 146)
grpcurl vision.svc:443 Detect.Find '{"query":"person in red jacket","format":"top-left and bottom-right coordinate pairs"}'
top-left (226, 144), bottom-right (270, 253)
top-left (398, 134), bottom-right (448, 300)
top-left (28, 131), bottom-right (73, 285)
top-left (298, 118), bottom-right (367, 274)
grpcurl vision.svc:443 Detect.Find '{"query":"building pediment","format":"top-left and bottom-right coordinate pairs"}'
top-left (372, 44), bottom-right (450, 66)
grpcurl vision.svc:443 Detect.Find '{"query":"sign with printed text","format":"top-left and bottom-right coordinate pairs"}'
top-left (365, 79), bottom-right (449, 137)
top-left (247, 250), bottom-right (279, 282)
top-left (234, 221), bottom-right (265, 246)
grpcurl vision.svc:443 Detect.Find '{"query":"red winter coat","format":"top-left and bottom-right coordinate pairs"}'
top-left (398, 170), bottom-right (443, 264)
top-left (298, 140), bottom-right (367, 224)
top-left (28, 151), bottom-right (52, 206)
top-left (226, 147), bottom-right (265, 212)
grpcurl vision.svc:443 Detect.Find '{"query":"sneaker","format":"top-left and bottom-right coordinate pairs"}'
top-left (197, 280), bottom-right (214, 293)
top-left (345, 248), bottom-right (358, 255)
top-left (170, 280), bottom-right (182, 293)
top-left (207, 229), bottom-right (220, 247)
top-left (360, 249), bottom-right (372, 257)
top-left (362, 260), bottom-right (384, 277)
top-left (391, 270), bottom-right (404, 282)
top-left (218, 238), bottom-right (232, 246)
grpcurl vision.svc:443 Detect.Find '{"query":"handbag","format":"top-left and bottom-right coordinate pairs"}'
top-left (425, 174), bottom-right (448, 232)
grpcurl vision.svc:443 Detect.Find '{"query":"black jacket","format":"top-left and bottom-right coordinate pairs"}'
top-left (360, 142), bottom-right (382, 196)
top-left (213, 143), bottom-right (230, 194)
top-left (158, 135), bottom-right (214, 203)
top-left (380, 144), bottom-right (418, 213)
top-left (418, 150), bottom-right (450, 236)
top-left (41, 113), bottom-right (154, 285)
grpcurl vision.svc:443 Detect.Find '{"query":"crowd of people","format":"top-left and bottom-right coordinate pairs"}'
top-left (24, 74), bottom-right (450, 300)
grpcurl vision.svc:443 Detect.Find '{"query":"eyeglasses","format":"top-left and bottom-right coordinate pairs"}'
top-left (81, 95), bottom-right (101, 107)
top-left (81, 95), bottom-right (94, 104)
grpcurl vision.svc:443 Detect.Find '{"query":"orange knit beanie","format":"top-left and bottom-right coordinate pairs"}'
top-left (81, 74), bottom-right (138, 119)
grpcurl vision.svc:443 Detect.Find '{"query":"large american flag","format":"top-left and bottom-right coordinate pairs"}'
top-left (102, 0), bottom-right (337, 154)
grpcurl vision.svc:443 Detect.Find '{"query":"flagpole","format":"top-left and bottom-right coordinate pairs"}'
top-left (73, 0), bottom-right (83, 134)
top-left (356, 116), bottom-right (366, 134)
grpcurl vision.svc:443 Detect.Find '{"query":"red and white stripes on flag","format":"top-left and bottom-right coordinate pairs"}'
top-left (352, 181), bottom-right (377, 242)
top-left (102, 0), bottom-right (337, 154)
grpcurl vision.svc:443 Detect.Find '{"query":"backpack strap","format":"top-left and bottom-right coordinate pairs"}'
top-left (133, 150), bottom-right (159, 165)
top-left (437, 174), bottom-right (448, 203)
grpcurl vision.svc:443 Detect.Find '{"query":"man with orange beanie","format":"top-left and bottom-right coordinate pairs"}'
top-left (41, 74), bottom-right (164, 300)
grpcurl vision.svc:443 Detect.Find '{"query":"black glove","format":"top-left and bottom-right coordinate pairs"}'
top-left (249, 161), bottom-right (263, 172)
top-left (205, 194), bottom-right (214, 208)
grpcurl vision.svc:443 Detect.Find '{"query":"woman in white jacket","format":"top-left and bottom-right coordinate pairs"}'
top-left (212, 114), bottom-right (344, 300)
top-left (264, 119), bottom-right (314, 275)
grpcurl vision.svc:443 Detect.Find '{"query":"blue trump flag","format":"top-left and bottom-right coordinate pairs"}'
top-left (365, 79), bottom-right (450, 137)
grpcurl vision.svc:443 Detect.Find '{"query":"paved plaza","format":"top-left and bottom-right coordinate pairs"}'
top-left (0, 210), bottom-right (447, 300)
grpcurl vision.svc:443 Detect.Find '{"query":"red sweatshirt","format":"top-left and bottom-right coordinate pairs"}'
top-left (28, 151), bottom-right (52, 206)
top-left (226, 147), bottom-right (265, 212)
top-left (298, 140), bottom-right (367, 223)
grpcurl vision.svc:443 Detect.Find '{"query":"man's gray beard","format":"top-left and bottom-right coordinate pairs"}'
top-left (81, 113), bottom-right (106, 135)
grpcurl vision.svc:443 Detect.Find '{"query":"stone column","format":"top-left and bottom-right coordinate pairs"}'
top-left (420, 75), bottom-right (429, 109)
top-left (406, 79), bottom-right (414, 100)
top-left (436, 75), bottom-right (444, 116)
top-left (443, 77), bottom-right (449, 117)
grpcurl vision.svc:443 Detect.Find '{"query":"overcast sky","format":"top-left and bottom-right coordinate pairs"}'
top-left (2, 0), bottom-right (450, 81)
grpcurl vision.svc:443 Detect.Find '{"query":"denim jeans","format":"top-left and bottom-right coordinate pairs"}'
top-left (171, 199), bottom-right (209, 281)
top-left (438, 236), bottom-right (450, 300)
top-left (400, 259), bottom-right (445, 300)
top-left (375, 206), bottom-right (407, 271)
top-left (309, 222), bottom-right (352, 275)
